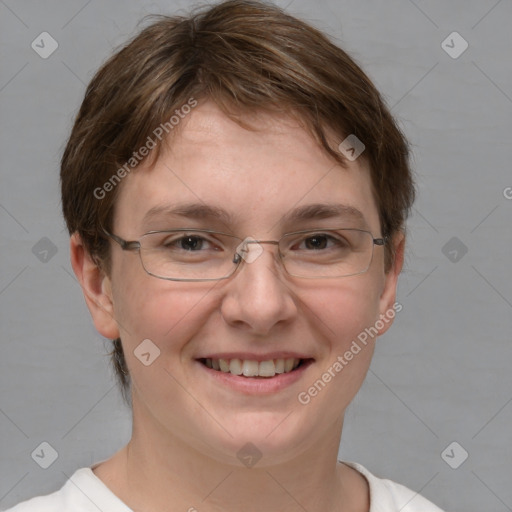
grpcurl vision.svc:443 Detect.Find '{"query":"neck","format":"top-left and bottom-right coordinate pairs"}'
top-left (94, 400), bottom-right (369, 512)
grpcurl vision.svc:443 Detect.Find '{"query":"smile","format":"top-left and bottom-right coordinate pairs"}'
top-left (198, 358), bottom-right (311, 378)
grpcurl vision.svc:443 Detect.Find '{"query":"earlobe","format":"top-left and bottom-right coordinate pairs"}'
top-left (70, 232), bottom-right (120, 339)
top-left (377, 232), bottom-right (405, 336)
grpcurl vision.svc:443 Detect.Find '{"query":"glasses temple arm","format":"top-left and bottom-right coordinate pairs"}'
top-left (102, 228), bottom-right (140, 251)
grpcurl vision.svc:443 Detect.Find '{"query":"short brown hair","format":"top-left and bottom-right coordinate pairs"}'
top-left (61, 0), bottom-right (415, 405)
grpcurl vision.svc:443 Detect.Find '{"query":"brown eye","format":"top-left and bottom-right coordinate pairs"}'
top-left (303, 235), bottom-right (329, 250)
top-left (176, 236), bottom-right (206, 251)
top-left (159, 234), bottom-right (216, 251)
top-left (296, 234), bottom-right (347, 251)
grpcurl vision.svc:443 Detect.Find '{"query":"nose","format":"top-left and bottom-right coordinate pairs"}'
top-left (220, 241), bottom-right (297, 335)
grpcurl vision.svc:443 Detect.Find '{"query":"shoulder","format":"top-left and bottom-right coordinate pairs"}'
top-left (342, 461), bottom-right (445, 512)
top-left (3, 493), bottom-right (62, 512)
top-left (2, 467), bottom-right (131, 512)
top-left (2, 475), bottom-right (73, 512)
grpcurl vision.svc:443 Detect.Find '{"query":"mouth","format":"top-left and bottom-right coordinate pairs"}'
top-left (197, 357), bottom-right (314, 378)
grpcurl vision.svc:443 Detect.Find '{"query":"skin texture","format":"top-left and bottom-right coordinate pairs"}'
top-left (71, 101), bottom-right (404, 512)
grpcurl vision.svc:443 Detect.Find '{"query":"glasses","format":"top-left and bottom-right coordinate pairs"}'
top-left (103, 227), bottom-right (386, 282)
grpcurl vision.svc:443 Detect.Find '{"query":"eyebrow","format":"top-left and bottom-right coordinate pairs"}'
top-left (141, 202), bottom-right (367, 229)
top-left (142, 203), bottom-right (235, 227)
top-left (280, 203), bottom-right (366, 225)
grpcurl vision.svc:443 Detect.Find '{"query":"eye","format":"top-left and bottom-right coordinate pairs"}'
top-left (294, 233), bottom-right (348, 251)
top-left (177, 236), bottom-right (207, 251)
top-left (160, 233), bottom-right (219, 251)
top-left (303, 234), bottom-right (330, 250)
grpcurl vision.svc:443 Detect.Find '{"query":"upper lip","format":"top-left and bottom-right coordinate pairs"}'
top-left (196, 352), bottom-right (314, 362)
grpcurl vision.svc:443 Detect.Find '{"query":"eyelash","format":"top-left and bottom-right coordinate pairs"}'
top-left (158, 232), bottom-right (349, 251)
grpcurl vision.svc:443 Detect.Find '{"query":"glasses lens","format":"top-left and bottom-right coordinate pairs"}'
top-left (135, 229), bottom-right (375, 281)
top-left (139, 230), bottom-right (238, 281)
top-left (279, 229), bottom-right (374, 278)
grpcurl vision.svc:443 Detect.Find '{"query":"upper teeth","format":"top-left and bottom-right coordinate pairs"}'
top-left (204, 358), bottom-right (301, 377)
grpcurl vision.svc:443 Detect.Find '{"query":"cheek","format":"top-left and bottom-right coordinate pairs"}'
top-left (304, 276), bottom-right (382, 349)
top-left (110, 258), bottom-right (214, 358)
top-left (297, 278), bottom-right (382, 405)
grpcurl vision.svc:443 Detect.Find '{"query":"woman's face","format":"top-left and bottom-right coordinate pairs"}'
top-left (100, 101), bottom-right (401, 465)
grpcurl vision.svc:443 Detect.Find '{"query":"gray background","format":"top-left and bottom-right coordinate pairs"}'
top-left (1, 0), bottom-right (511, 510)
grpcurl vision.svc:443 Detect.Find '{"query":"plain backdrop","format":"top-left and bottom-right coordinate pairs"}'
top-left (1, 1), bottom-right (511, 510)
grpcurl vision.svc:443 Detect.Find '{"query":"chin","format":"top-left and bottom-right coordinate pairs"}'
top-left (194, 410), bottom-right (320, 467)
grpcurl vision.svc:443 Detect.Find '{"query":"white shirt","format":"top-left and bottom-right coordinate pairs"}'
top-left (3, 461), bottom-right (444, 511)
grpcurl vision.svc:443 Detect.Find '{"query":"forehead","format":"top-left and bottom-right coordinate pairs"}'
top-left (113, 102), bottom-right (381, 235)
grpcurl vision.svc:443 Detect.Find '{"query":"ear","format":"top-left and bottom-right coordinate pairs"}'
top-left (376, 232), bottom-right (405, 336)
top-left (70, 232), bottom-right (120, 339)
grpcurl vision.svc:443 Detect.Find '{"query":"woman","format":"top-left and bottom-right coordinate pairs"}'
top-left (7, 1), bottom-right (444, 510)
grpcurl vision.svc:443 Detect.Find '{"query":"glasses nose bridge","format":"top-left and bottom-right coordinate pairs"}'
top-left (243, 239), bottom-right (281, 254)
top-left (249, 239), bottom-right (279, 246)
top-left (232, 238), bottom-right (282, 266)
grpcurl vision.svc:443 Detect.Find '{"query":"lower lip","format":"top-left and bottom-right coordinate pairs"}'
top-left (195, 359), bottom-right (314, 395)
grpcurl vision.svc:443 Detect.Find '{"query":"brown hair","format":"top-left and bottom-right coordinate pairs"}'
top-left (61, 0), bottom-right (415, 406)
